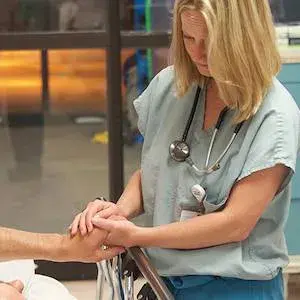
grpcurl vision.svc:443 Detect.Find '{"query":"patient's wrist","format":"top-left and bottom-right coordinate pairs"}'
top-left (58, 234), bottom-right (78, 262)
top-left (43, 234), bottom-right (68, 262)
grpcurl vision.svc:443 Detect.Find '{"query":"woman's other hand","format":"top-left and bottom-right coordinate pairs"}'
top-left (69, 199), bottom-right (126, 237)
top-left (92, 215), bottom-right (139, 248)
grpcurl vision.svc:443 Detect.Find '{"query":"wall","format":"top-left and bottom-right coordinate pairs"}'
top-left (278, 62), bottom-right (300, 255)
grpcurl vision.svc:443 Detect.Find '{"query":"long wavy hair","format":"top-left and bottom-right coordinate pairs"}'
top-left (171, 0), bottom-right (281, 122)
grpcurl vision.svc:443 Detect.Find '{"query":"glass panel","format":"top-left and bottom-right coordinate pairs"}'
top-left (0, 47), bottom-right (137, 230)
top-left (48, 49), bottom-right (106, 114)
top-left (0, 0), bottom-right (174, 33)
top-left (0, 0), bottom-right (108, 32)
top-left (0, 47), bottom-right (159, 279)
top-left (269, 0), bottom-right (300, 23)
top-left (0, 48), bottom-right (113, 279)
top-left (1, 1), bottom-right (299, 34)
top-left (0, 49), bottom-right (110, 233)
top-left (130, 0), bottom-right (173, 32)
top-left (48, 49), bottom-right (135, 114)
top-left (0, 50), bottom-right (42, 113)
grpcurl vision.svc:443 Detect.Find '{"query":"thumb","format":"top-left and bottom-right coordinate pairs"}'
top-left (109, 215), bottom-right (126, 221)
top-left (9, 280), bottom-right (24, 293)
top-left (96, 207), bottom-right (115, 219)
top-left (92, 216), bottom-right (115, 231)
top-left (96, 246), bottom-right (125, 261)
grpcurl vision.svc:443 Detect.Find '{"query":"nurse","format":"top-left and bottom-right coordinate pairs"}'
top-left (71, 0), bottom-right (300, 299)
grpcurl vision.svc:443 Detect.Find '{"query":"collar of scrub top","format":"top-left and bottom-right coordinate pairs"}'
top-left (169, 81), bottom-right (244, 175)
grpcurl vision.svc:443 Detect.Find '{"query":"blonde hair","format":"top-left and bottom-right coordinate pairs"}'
top-left (171, 0), bottom-right (281, 122)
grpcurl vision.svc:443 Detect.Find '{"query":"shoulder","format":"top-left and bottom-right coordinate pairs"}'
top-left (238, 78), bottom-right (300, 181)
top-left (150, 65), bottom-right (175, 95)
top-left (136, 65), bottom-right (176, 114)
top-left (250, 78), bottom-right (300, 134)
top-left (258, 78), bottom-right (300, 121)
top-left (133, 66), bottom-right (176, 136)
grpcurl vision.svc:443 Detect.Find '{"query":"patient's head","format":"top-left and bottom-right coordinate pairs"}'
top-left (0, 280), bottom-right (25, 300)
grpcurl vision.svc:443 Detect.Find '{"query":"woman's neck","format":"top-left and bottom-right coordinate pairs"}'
top-left (203, 79), bottom-right (226, 131)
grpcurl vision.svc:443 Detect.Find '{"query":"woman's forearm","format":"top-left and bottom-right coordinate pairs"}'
top-left (117, 169), bottom-right (144, 219)
top-left (133, 211), bottom-right (244, 249)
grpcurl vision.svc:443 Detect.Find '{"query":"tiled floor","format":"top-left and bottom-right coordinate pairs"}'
top-left (63, 281), bottom-right (97, 299)
top-left (63, 278), bottom-right (146, 300)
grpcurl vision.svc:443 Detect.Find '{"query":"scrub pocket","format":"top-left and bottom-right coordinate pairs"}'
top-left (202, 195), bottom-right (228, 214)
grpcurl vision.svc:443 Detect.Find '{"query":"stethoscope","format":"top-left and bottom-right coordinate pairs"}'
top-left (169, 85), bottom-right (244, 175)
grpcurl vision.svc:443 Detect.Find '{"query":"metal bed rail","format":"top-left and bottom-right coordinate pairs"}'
top-left (97, 246), bottom-right (174, 300)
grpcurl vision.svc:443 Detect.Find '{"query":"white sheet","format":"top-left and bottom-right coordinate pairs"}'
top-left (0, 260), bottom-right (76, 300)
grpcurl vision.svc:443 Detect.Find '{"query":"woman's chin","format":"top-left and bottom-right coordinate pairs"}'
top-left (197, 66), bottom-right (211, 77)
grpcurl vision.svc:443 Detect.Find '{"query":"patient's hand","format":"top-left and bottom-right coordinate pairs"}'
top-left (0, 280), bottom-right (25, 300)
top-left (69, 199), bottom-right (126, 236)
top-left (61, 228), bottom-right (125, 263)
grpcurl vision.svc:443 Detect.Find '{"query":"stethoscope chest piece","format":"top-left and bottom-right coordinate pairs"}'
top-left (169, 140), bottom-right (190, 162)
top-left (169, 85), bottom-right (244, 173)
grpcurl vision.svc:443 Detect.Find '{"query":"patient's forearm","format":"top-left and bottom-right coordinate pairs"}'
top-left (0, 227), bottom-right (63, 261)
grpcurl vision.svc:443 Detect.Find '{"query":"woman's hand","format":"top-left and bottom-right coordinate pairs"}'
top-left (92, 215), bottom-right (140, 248)
top-left (69, 199), bottom-right (126, 236)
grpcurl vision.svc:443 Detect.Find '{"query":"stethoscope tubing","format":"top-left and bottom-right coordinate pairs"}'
top-left (170, 82), bottom-right (244, 174)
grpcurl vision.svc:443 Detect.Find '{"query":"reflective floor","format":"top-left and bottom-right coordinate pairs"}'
top-left (0, 117), bottom-right (141, 233)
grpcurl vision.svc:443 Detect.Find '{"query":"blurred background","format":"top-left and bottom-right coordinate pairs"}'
top-left (0, 1), bottom-right (299, 298)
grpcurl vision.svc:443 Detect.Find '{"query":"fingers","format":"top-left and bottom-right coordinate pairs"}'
top-left (9, 280), bottom-right (24, 293)
top-left (85, 201), bottom-right (105, 232)
top-left (92, 216), bottom-right (115, 231)
top-left (109, 215), bottom-right (126, 221)
top-left (96, 246), bottom-right (125, 261)
top-left (70, 213), bottom-right (82, 237)
top-left (96, 206), bottom-right (115, 219)
top-left (70, 200), bottom-right (106, 237)
top-left (79, 208), bottom-right (90, 236)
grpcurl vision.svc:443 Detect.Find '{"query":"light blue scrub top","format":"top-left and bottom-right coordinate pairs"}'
top-left (134, 66), bottom-right (300, 280)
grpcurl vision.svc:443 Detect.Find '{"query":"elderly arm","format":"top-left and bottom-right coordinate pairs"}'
top-left (0, 227), bottom-right (124, 262)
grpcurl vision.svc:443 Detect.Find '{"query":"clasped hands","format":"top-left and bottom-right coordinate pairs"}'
top-left (69, 199), bottom-right (140, 251)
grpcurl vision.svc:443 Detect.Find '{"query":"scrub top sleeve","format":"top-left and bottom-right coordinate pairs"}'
top-left (237, 108), bottom-right (300, 190)
top-left (133, 74), bottom-right (159, 137)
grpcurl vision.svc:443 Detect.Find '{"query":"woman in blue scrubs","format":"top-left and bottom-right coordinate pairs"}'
top-left (71, 1), bottom-right (300, 299)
